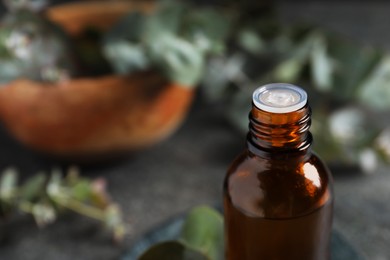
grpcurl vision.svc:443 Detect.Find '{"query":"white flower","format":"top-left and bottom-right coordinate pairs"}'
top-left (328, 107), bottom-right (365, 144)
top-left (375, 127), bottom-right (390, 160)
top-left (358, 148), bottom-right (378, 174)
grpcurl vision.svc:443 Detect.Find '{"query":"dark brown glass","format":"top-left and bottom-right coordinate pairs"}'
top-left (224, 103), bottom-right (333, 260)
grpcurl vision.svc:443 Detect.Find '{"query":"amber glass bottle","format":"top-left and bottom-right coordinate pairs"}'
top-left (224, 83), bottom-right (333, 260)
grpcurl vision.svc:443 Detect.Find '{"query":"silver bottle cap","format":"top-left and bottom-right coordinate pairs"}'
top-left (252, 83), bottom-right (307, 113)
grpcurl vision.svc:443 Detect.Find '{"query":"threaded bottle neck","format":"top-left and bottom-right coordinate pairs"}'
top-left (247, 84), bottom-right (312, 157)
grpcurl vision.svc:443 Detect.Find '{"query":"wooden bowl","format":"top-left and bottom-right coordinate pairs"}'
top-left (46, 1), bottom-right (154, 36)
top-left (0, 1), bottom-right (194, 159)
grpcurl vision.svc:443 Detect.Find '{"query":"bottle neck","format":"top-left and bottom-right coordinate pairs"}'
top-left (247, 102), bottom-right (312, 158)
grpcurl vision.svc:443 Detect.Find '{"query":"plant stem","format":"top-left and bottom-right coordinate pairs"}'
top-left (54, 196), bottom-right (106, 222)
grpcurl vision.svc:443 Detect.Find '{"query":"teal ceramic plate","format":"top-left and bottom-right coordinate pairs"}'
top-left (122, 210), bottom-right (364, 260)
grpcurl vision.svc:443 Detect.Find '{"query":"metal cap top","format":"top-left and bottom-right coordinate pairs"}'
top-left (252, 83), bottom-right (307, 113)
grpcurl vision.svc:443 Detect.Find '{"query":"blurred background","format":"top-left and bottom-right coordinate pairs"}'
top-left (0, 0), bottom-right (390, 259)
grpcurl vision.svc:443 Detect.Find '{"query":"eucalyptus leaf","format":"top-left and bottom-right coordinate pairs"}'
top-left (103, 11), bottom-right (150, 75)
top-left (20, 173), bottom-right (46, 201)
top-left (0, 9), bottom-right (74, 83)
top-left (71, 180), bottom-right (92, 201)
top-left (358, 55), bottom-right (390, 110)
top-left (310, 33), bottom-right (333, 91)
top-left (139, 241), bottom-right (209, 260)
top-left (0, 28), bottom-right (12, 58)
top-left (0, 168), bottom-right (18, 201)
top-left (104, 12), bottom-right (145, 42)
top-left (272, 35), bottom-right (312, 82)
top-left (201, 57), bottom-right (231, 101)
top-left (180, 206), bottom-right (224, 260)
top-left (46, 169), bottom-right (63, 200)
top-left (311, 112), bottom-right (345, 163)
top-left (148, 34), bottom-right (204, 87)
top-left (0, 168), bottom-right (125, 240)
top-left (237, 29), bottom-right (265, 55)
top-left (272, 58), bottom-right (304, 82)
top-left (143, 0), bottom-right (186, 42)
top-left (182, 8), bottom-right (231, 54)
top-left (226, 90), bottom-right (252, 133)
top-left (3, 0), bottom-right (48, 12)
top-left (328, 36), bottom-right (383, 99)
top-left (103, 41), bottom-right (149, 74)
top-left (0, 59), bottom-right (23, 84)
top-left (201, 52), bottom-right (255, 102)
top-left (103, 0), bottom-right (235, 87)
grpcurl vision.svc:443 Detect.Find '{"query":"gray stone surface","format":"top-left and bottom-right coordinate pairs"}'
top-left (0, 98), bottom-right (243, 260)
top-left (1, 93), bottom-right (389, 260)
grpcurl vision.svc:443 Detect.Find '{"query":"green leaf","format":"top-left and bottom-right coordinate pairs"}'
top-left (273, 58), bottom-right (304, 82)
top-left (46, 169), bottom-right (63, 200)
top-left (148, 34), bottom-right (204, 86)
top-left (0, 58), bottom-right (24, 84)
top-left (103, 11), bottom-right (149, 75)
top-left (237, 29), bottom-right (265, 55)
top-left (104, 12), bottom-right (146, 42)
top-left (358, 55), bottom-right (390, 110)
top-left (182, 8), bottom-right (231, 54)
top-left (0, 27), bottom-right (13, 58)
top-left (103, 41), bottom-right (149, 74)
top-left (20, 173), bottom-right (46, 201)
top-left (311, 112), bottom-right (345, 163)
top-left (180, 206), bottom-right (224, 260)
top-left (70, 180), bottom-right (91, 201)
top-left (226, 90), bottom-right (252, 133)
top-left (310, 33), bottom-right (333, 91)
top-left (103, 0), bottom-right (210, 86)
top-left (201, 57), bottom-right (231, 101)
top-left (272, 35), bottom-right (312, 82)
top-left (0, 168), bottom-right (18, 201)
top-left (139, 241), bottom-right (208, 260)
top-left (143, 0), bottom-right (186, 42)
top-left (328, 36), bottom-right (382, 99)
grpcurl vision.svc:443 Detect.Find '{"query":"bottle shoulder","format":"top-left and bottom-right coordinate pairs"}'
top-left (225, 150), bottom-right (333, 218)
top-left (226, 150), bottom-right (332, 179)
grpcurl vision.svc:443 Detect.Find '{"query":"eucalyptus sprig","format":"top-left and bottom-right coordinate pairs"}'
top-left (103, 0), bottom-right (231, 87)
top-left (201, 9), bottom-right (390, 173)
top-left (0, 0), bottom-right (75, 84)
top-left (139, 206), bottom-right (224, 260)
top-left (0, 167), bottom-right (126, 242)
